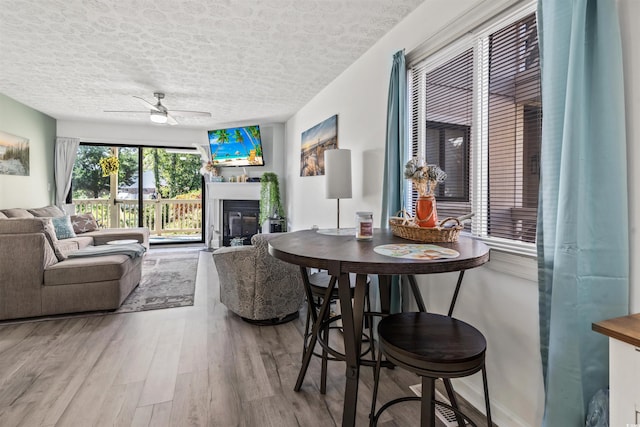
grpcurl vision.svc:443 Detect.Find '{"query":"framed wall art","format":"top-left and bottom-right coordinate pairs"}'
top-left (0, 130), bottom-right (29, 176)
top-left (300, 115), bottom-right (338, 177)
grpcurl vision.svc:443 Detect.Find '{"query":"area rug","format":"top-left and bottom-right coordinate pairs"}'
top-left (115, 249), bottom-right (200, 313)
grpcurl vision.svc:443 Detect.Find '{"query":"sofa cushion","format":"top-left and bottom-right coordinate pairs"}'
top-left (0, 217), bottom-right (48, 234)
top-left (57, 236), bottom-right (94, 255)
top-left (0, 211), bottom-right (7, 219)
top-left (52, 216), bottom-right (77, 240)
top-left (0, 217), bottom-right (66, 262)
top-left (1, 208), bottom-right (34, 218)
top-left (27, 205), bottom-right (65, 218)
top-left (44, 254), bottom-right (135, 286)
top-left (70, 213), bottom-right (99, 234)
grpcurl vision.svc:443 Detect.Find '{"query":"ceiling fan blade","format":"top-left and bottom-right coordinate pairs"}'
top-left (166, 110), bottom-right (212, 118)
top-left (166, 114), bottom-right (179, 126)
top-left (103, 110), bottom-right (148, 113)
top-left (133, 96), bottom-right (161, 112)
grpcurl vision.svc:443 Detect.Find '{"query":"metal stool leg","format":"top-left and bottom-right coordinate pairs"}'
top-left (295, 277), bottom-right (336, 391)
top-left (320, 308), bottom-right (329, 394)
top-left (369, 346), bottom-right (384, 427)
top-left (421, 376), bottom-right (436, 427)
top-left (443, 378), bottom-right (466, 427)
top-left (482, 366), bottom-right (492, 426)
top-left (303, 297), bottom-right (312, 360)
top-left (365, 287), bottom-right (375, 362)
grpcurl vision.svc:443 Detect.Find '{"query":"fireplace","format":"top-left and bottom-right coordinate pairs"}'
top-left (222, 200), bottom-right (260, 246)
top-left (205, 182), bottom-right (261, 249)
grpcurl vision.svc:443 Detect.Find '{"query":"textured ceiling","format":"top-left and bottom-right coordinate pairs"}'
top-left (0, 0), bottom-right (423, 129)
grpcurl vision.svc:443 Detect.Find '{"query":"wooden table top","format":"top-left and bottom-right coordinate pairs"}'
top-left (268, 229), bottom-right (490, 275)
top-left (592, 313), bottom-right (640, 348)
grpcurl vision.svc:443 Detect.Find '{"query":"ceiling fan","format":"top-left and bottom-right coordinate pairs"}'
top-left (104, 92), bottom-right (211, 125)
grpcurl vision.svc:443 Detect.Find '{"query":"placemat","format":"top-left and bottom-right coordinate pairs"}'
top-left (374, 244), bottom-right (460, 260)
top-left (316, 228), bottom-right (356, 236)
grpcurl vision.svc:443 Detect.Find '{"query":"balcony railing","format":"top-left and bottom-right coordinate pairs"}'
top-left (73, 198), bottom-right (202, 237)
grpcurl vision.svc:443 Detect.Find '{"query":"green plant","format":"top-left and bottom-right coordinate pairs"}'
top-left (259, 172), bottom-right (284, 225)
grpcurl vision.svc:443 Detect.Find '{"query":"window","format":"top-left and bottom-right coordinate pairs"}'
top-left (408, 8), bottom-right (541, 251)
top-left (426, 121), bottom-right (470, 202)
top-left (409, 48), bottom-right (474, 223)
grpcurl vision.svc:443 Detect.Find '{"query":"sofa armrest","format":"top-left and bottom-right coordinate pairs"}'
top-left (0, 233), bottom-right (51, 319)
top-left (85, 227), bottom-right (150, 250)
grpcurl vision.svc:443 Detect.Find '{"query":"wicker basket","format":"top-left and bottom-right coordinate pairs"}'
top-left (389, 215), bottom-right (463, 243)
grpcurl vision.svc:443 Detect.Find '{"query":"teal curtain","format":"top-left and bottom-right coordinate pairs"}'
top-left (536, 1), bottom-right (629, 425)
top-left (381, 50), bottom-right (406, 313)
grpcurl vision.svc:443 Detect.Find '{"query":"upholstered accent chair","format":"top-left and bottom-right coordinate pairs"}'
top-left (213, 233), bottom-right (305, 324)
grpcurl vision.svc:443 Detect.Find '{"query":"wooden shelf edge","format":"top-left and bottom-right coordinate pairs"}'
top-left (592, 313), bottom-right (640, 348)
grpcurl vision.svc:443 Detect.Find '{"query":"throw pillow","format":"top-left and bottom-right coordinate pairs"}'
top-left (42, 218), bottom-right (67, 261)
top-left (52, 215), bottom-right (77, 240)
top-left (70, 213), bottom-right (99, 234)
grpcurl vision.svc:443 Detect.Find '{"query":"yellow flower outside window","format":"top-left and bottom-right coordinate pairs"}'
top-left (99, 156), bottom-right (119, 177)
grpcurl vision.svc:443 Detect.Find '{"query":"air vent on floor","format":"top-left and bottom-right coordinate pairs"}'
top-left (409, 383), bottom-right (470, 427)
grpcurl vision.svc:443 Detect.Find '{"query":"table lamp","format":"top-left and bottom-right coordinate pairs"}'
top-left (324, 149), bottom-right (352, 229)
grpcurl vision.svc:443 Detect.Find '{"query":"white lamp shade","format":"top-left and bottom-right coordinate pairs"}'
top-left (325, 149), bottom-right (352, 199)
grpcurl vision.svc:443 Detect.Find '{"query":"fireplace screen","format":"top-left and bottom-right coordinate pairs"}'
top-left (222, 200), bottom-right (260, 246)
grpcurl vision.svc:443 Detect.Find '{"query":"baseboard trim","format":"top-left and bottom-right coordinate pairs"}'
top-left (454, 377), bottom-right (532, 427)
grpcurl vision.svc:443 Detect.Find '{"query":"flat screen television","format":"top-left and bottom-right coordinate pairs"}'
top-left (208, 125), bottom-right (264, 167)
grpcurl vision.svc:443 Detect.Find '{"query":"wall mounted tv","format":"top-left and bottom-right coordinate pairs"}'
top-left (208, 125), bottom-right (264, 167)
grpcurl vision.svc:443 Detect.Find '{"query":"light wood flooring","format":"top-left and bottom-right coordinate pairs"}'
top-left (0, 247), bottom-right (489, 427)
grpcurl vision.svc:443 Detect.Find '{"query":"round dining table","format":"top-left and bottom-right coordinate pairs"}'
top-left (269, 228), bottom-right (489, 427)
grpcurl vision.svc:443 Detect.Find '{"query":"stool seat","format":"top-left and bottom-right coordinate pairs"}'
top-left (378, 312), bottom-right (486, 376)
top-left (308, 271), bottom-right (356, 297)
top-left (371, 312), bottom-right (492, 427)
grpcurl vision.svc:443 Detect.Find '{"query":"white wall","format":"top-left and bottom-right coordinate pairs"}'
top-left (284, 0), bottom-right (640, 425)
top-left (0, 93), bottom-right (56, 209)
top-left (283, 0), bottom-right (518, 231)
top-left (618, 0), bottom-right (640, 312)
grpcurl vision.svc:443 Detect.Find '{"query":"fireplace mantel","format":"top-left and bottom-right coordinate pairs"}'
top-left (206, 182), bottom-right (261, 248)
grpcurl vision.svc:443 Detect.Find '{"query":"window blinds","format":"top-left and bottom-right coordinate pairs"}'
top-left (409, 48), bottom-right (474, 224)
top-left (408, 11), bottom-right (541, 244)
top-left (483, 13), bottom-right (541, 242)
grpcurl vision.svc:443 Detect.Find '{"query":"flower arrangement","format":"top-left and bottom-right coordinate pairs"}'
top-left (404, 157), bottom-right (447, 197)
top-left (200, 161), bottom-right (219, 176)
top-left (99, 156), bottom-right (119, 177)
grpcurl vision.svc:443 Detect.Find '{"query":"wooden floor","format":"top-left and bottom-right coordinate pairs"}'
top-left (0, 247), bottom-right (489, 427)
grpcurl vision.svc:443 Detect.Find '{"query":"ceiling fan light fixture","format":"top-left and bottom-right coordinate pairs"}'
top-left (150, 110), bottom-right (168, 124)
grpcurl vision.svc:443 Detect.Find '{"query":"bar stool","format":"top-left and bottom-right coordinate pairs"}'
top-left (370, 312), bottom-right (492, 427)
top-left (301, 270), bottom-right (375, 394)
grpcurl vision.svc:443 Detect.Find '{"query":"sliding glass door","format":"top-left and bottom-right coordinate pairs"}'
top-left (71, 144), bottom-right (203, 245)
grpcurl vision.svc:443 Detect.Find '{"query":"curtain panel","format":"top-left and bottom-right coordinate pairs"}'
top-left (54, 137), bottom-right (80, 208)
top-left (536, 1), bottom-right (629, 425)
top-left (381, 50), bottom-right (407, 313)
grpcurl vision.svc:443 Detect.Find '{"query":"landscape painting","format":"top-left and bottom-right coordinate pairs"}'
top-left (300, 115), bottom-right (338, 177)
top-left (0, 131), bottom-right (29, 176)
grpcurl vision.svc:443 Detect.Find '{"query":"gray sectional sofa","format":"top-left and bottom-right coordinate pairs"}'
top-left (0, 206), bottom-right (150, 321)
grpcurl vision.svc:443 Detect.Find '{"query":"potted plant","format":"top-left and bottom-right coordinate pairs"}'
top-left (259, 172), bottom-right (284, 226)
